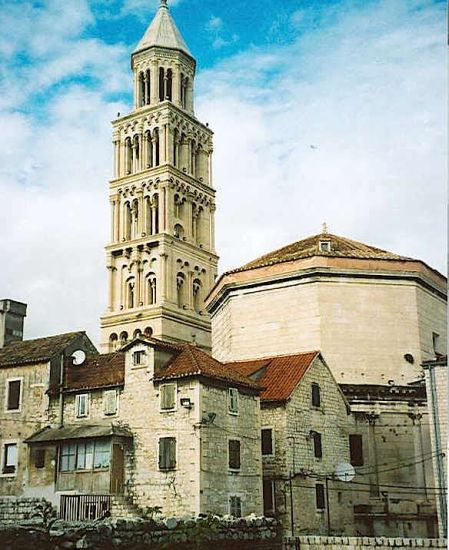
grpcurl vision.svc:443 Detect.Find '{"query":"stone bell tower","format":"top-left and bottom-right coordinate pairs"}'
top-left (100, 0), bottom-right (218, 352)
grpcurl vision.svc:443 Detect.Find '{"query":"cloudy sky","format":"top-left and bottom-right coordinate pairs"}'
top-left (0, 0), bottom-right (446, 343)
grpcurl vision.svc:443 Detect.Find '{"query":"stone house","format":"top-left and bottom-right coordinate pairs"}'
top-left (0, 332), bottom-right (98, 500)
top-left (23, 336), bottom-right (263, 519)
top-left (228, 351), bottom-right (354, 536)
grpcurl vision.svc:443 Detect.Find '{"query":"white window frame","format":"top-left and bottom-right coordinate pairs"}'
top-left (133, 350), bottom-right (146, 366)
top-left (319, 240), bottom-right (331, 253)
top-left (103, 389), bottom-right (118, 416)
top-left (160, 383), bottom-right (177, 412)
top-left (261, 426), bottom-right (275, 457)
top-left (75, 393), bottom-right (90, 419)
top-left (5, 377), bottom-right (23, 413)
top-left (1, 440), bottom-right (18, 478)
top-left (228, 387), bottom-right (239, 415)
top-left (229, 494), bottom-right (243, 518)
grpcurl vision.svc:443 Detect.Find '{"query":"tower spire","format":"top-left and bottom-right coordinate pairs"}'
top-left (160, 0), bottom-right (168, 7)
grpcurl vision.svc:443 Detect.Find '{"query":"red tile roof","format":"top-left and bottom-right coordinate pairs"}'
top-left (64, 352), bottom-right (125, 392)
top-left (154, 344), bottom-right (263, 391)
top-left (227, 351), bottom-right (320, 402)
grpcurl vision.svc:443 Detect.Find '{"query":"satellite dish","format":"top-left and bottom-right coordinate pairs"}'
top-left (71, 350), bottom-right (86, 366)
top-left (335, 462), bottom-right (355, 482)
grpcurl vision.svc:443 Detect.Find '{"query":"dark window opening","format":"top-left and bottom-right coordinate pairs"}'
top-left (263, 479), bottom-right (275, 516)
top-left (316, 483), bottom-right (325, 510)
top-left (7, 380), bottom-right (21, 411)
top-left (228, 440), bottom-right (241, 470)
top-left (35, 449), bottom-right (45, 469)
top-left (312, 431), bottom-right (322, 459)
top-left (349, 434), bottom-right (364, 466)
top-left (261, 429), bottom-right (273, 456)
top-left (311, 383), bottom-right (321, 407)
top-left (229, 496), bottom-right (242, 517)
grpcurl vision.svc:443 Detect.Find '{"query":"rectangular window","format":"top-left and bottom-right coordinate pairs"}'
top-left (159, 437), bottom-right (176, 471)
top-left (160, 384), bottom-right (176, 411)
top-left (34, 449), bottom-right (45, 469)
top-left (103, 390), bottom-right (118, 416)
top-left (76, 441), bottom-right (94, 470)
top-left (263, 479), bottom-right (275, 516)
top-left (60, 443), bottom-right (76, 472)
top-left (228, 439), bottom-right (241, 470)
top-left (349, 434), bottom-right (364, 467)
top-left (432, 332), bottom-right (440, 354)
top-left (229, 496), bottom-right (242, 518)
top-left (6, 379), bottom-right (21, 411)
top-left (75, 394), bottom-right (89, 418)
top-left (312, 431), bottom-right (322, 459)
top-left (311, 383), bottom-right (321, 408)
top-left (2, 443), bottom-right (17, 475)
top-left (133, 351), bottom-right (145, 365)
top-left (261, 428), bottom-right (273, 456)
top-left (228, 388), bottom-right (239, 414)
top-left (93, 440), bottom-right (110, 469)
top-left (316, 483), bottom-right (326, 510)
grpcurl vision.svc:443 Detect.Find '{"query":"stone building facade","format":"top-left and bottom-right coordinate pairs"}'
top-left (100, 0), bottom-right (218, 353)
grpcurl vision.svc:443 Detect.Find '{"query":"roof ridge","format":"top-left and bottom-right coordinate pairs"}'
top-left (227, 350), bottom-right (320, 364)
top-left (5, 330), bottom-right (86, 345)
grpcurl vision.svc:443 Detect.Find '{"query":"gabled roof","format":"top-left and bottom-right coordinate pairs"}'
top-left (234, 232), bottom-right (412, 274)
top-left (227, 351), bottom-right (320, 402)
top-left (0, 332), bottom-right (90, 368)
top-left (134, 1), bottom-right (192, 58)
top-left (64, 353), bottom-right (125, 393)
top-left (154, 344), bottom-right (263, 391)
top-left (119, 335), bottom-right (182, 353)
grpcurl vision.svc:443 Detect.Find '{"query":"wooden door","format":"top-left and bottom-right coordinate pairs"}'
top-left (110, 443), bottom-right (125, 495)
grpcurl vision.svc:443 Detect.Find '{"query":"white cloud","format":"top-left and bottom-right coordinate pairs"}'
top-left (207, 16), bottom-right (223, 31)
top-left (196, 0), bottom-right (446, 275)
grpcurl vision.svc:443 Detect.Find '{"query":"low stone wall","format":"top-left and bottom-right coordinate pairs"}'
top-left (285, 536), bottom-right (448, 548)
top-left (0, 516), bottom-right (282, 549)
top-left (0, 497), bottom-right (50, 523)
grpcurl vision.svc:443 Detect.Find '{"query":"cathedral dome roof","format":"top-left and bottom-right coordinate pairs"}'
top-left (134, 0), bottom-right (192, 58)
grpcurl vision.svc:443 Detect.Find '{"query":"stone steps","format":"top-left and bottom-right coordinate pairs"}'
top-left (110, 496), bottom-right (141, 519)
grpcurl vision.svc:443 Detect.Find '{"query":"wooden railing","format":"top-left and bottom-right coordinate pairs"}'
top-left (60, 494), bottom-right (111, 521)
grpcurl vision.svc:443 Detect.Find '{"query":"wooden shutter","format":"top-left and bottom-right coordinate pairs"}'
top-left (161, 385), bottom-right (175, 410)
top-left (261, 429), bottom-right (273, 456)
top-left (228, 440), bottom-right (241, 470)
top-left (7, 380), bottom-right (21, 410)
top-left (316, 484), bottom-right (325, 509)
top-left (349, 434), bottom-right (364, 466)
top-left (159, 437), bottom-right (176, 470)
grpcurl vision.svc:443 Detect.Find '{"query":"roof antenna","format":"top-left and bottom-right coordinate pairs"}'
top-left (322, 222), bottom-right (328, 234)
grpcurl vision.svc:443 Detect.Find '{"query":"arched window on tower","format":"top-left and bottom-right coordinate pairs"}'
top-left (125, 137), bottom-right (132, 174)
top-left (147, 273), bottom-right (157, 305)
top-left (193, 279), bottom-right (202, 312)
top-left (153, 129), bottom-right (160, 167)
top-left (133, 329), bottom-right (142, 339)
top-left (174, 224), bottom-right (184, 239)
top-left (124, 202), bottom-right (132, 241)
top-left (181, 75), bottom-right (188, 109)
top-left (144, 326), bottom-right (153, 338)
top-left (195, 145), bottom-right (202, 179)
top-left (159, 67), bottom-right (165, 102)
top-left (126, 278), bottom-right (135, 309)
top-left (173, 129), bottom-right (179, 167)
top-left (146, 130), bottom-right (153, 168)
top-left (166, 69), bottom-right (173, 100)
top-left (139, 72), bottom-right (145, 107)
top-left (190, 141), bottom-right (196, 177)
top-left (145, 69), bottom-right (151, 105)
top-left (145, 196), bottom-right (152, 235)
top-left (174, 194), bottom-right (184, 219)
top-left (177, 273), bottom-right (186, 308)
top-left (133, 135), bottom-right (140, 172)
top-left (109, 333), bottom-right (118, 352)
top-left (119, 331), bottom-right (128, 346)
top-left (152, 194), bottom-right (159, 234)
top-left (132, 199), bottom-right (139, 239)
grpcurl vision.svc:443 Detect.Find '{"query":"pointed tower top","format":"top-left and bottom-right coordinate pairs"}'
top-left (134, 0), bottom-right (192, 58)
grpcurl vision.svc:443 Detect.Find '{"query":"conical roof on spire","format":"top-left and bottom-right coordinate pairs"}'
top-left (134, 1), bottom-right (192, 58)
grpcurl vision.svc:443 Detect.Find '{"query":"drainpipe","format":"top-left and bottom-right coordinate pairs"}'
top-left (59, 354), bottom-right (65, 428)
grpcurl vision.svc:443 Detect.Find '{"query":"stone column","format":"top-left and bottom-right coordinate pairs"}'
top-left (209, 204), bottom-right (216, 252)
top-left (173, 64), bottom-right (181, 107)
top-left (187, 270), bottom-right (194, 309)
top-left (134, 72), bottom-right (139, 110)
top-left (110, 198), bottom-right (116, 242)
top-left (160, 124), bottom-right (167, 165)
top-left (152, 135), bottom-right (158, 167)
top-left (159, 253), bottom-right (168, 302)
top-left (150, 60), bottom-right (159, 104)
top-left (107, 265), bottom-right (116, 312)
top-left (136, 262), bottom-right (143, 306)
top-left (160, 187), bottom-right (166, 233)
top-left (187, 77), bottom-right (194, 113)
top-left (151, 203), bottom-right (157, 235)
top-left (145, 71), bottom-right (150, 105)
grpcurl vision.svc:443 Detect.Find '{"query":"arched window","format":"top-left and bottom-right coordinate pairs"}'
top-left (153, 129), bottom-right (160, 166)
top-left (193, 279), bottom-right (202, 312)
top-left (147, 273), bottom-right (157, 305)
top-left (190, 141), bottom-right (196, 176)
top-left (145, 130), bottom-right (153, 169)
top-left (145, 196), bottom-right (152, 235)
top-left (125, 137), bottom-right (132, 174)
top-left (124, 202), bottom-right (132, 240)
top-left (152, 194), bottom-right (159, 234)
top-left (109, 333), bottom-right (118, 352)
top-left (132, 199), bottom-right (139, 239)
top-left (119, 331), bottom-right (128, 346)
top-left (145, 69), bottom-right (151, 105)
top-left (166, 69), bottom-right (173, 100)
top-left (181, 75), bottom-right (188, 109)
top-left (174, 224), bottom-right (184, 239)
top-left (159, 67), bottom-right (165, 102)
top-left (173, 129), bottom-right (179, 167)
top-left (139, 72), bottom-right (145, 106)
top-left (133, 329), bottom-right (142, 339)
top-left (144, 326), bottom-right (153, 338)
top-left (195, 145), bottom-right (202, 178)
top-left (177, 273), bottom-right (186, 308)
top-left (126, 278), bottom-right (135, 309)
top-left (133, 135), bottom-right (140, 172)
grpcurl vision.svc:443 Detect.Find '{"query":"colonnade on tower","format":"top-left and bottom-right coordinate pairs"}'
top-left (100, 0), bottom-right (218, 352)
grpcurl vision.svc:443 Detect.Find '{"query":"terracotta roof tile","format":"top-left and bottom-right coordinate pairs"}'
top-left (0, 332), bottom-right (88, 368)
top-left (154, 344), bottom-right (263, 391)
top-left (64, 353), bottom-right (125, 392)
top-left (227, 351), bottom-right (319, 402)
top-left (226, 233), bottom-right (413, 275)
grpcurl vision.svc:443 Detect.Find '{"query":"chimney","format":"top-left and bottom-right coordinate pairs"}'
top-left (0, 299), bottom-right (27, 348)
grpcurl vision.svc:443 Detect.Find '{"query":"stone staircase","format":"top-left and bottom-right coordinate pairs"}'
top-left (110, 495), bottom-right (142, 519)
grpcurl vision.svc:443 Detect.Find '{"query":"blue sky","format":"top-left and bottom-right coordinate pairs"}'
top-left (0, 0), bottom-right (446, 341)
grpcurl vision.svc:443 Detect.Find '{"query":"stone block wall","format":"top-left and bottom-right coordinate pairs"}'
top-left (284, 536), bottom-right (448, 548)
top-left (0, 497), bottom-right (50, 522)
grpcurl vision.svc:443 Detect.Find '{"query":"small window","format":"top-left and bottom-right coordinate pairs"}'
top-left (60, 443), bottom-right (76, 472)
top-left (159, 437), bottom-right (176, 470)
top-left (349, 434), bottom-right (364, 466)
top-left (228, 388), bottom-right (239, 414)
top-left (316, 483), bottom-right (326, 510)
top-left (160, 384), bottom-right (176, 411)
top-left (2, 443), bottom-right (17, 475)
top-left (104, 390), bottom-right (118, 416)
top-left (229, 496), bottom-right (242, 518)
top-left (228, 440), bottom-right (241, 470)
top-left (263, 479), bottom-right (275, 516)
top-left (76, 441), bottom-right (94, 470)
top-left (432, 332), bottom-right (440, 354)
top-left (311, 383), bottom-right (321, 408)
top-left (93, 440), bottom-right (110, 469)
top-left (261, 428), bottom-right (273, 456)
top-left (319, 240), bottom-right (331, 253)
top-left (34, 449), bottom-right (45, 469)
top-left (75, 394), bottom-right (89, 418)
top-left (312, 431), bottom-right (322, 459)
top-left (6, 379), bottom-right (21, 411)
top-left (133, 351), bottom-right (145, 365)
